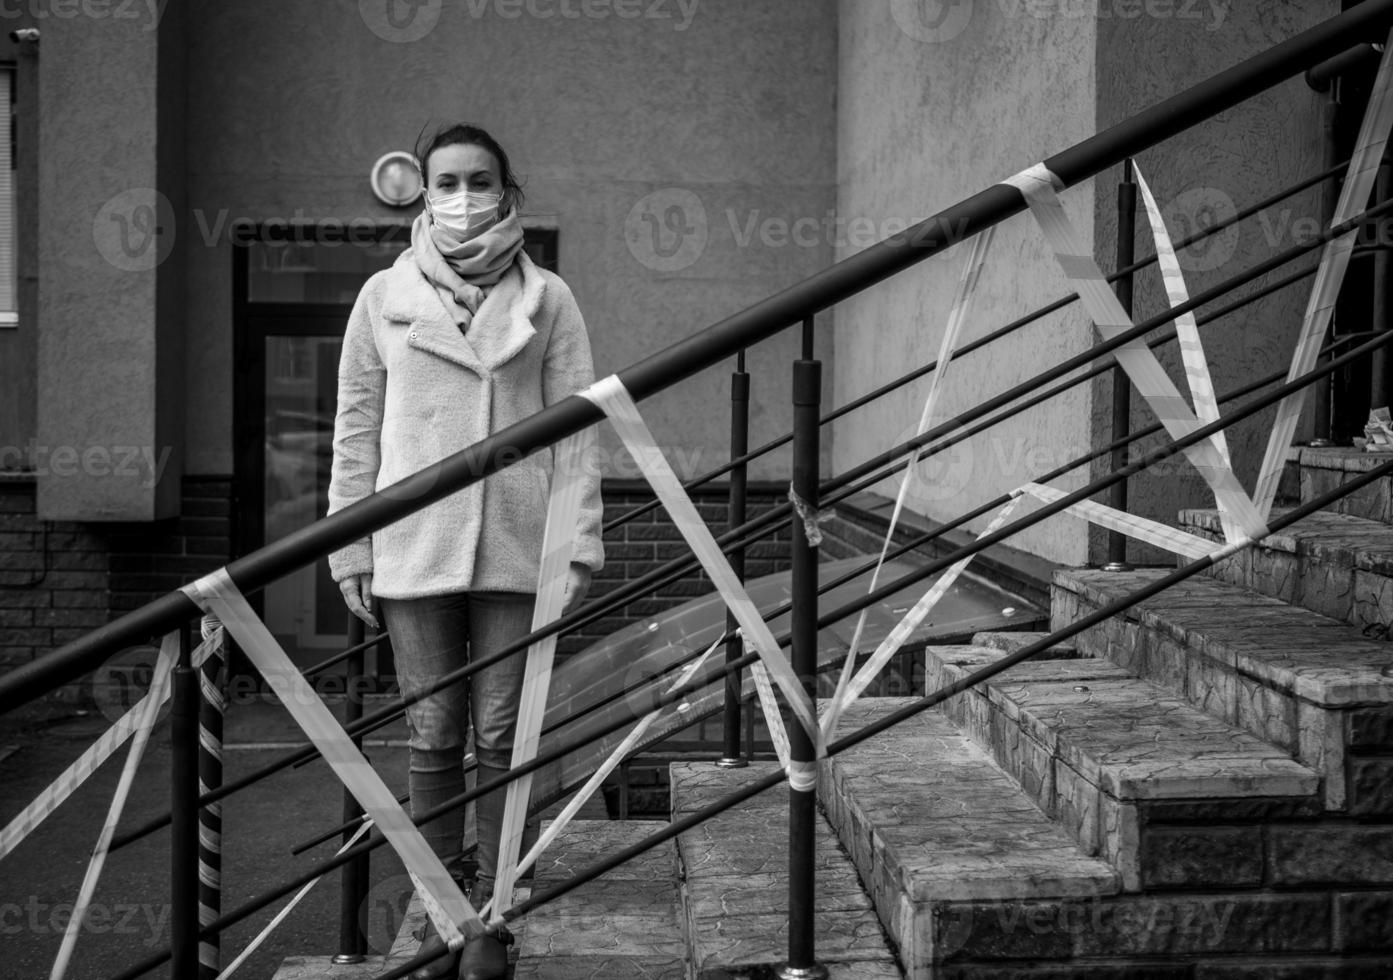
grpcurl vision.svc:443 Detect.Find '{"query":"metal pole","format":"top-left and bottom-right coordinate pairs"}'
top-left (719, 350), bottom-right (751, 768)
top-left (196, 620), bottom-right (225, 980)
top-left (1311, 95), bottom-right (1341, 446)
top-left (1372, 145), bottom-right (1393, 411)
top-left (171, 622), bottom-right (200, 979)
top-left (1105, 159), bottom-right (1137, 571)
top-left (334, 613), bottom-right (369, 964)
top-left (778, 318), bottom-right (828, 980)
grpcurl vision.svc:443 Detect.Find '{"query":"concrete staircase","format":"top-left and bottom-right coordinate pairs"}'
top-left (275, 449), bottom-right (1393, 979)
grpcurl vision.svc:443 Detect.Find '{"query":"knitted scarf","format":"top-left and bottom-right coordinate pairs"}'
top-left (410, 208), bottom-right (525, 330)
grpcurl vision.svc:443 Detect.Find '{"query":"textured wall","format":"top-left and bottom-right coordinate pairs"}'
top-left (35, 8), bottom-right (181, 520)
top-left (833, 1), bottom-right (1098, 566)
top-left (1090, 1), bottom-right (1339, 564)
top-left (182, 0), bottom-right (838, 481)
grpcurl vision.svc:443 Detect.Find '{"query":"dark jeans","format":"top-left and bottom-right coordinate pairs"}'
top-left (379, 590), bottom-right (539, 903)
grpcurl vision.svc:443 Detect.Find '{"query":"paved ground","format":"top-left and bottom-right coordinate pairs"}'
top-left (0, 695), bottom-right (425, 980)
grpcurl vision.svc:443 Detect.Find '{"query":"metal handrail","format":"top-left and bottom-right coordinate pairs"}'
top-left (110, 184), bottom-right (1364, 854)
top-left (4, 0), bottom-right (1391, 712)
top-left (108, 324), bottom-right (1393, 980)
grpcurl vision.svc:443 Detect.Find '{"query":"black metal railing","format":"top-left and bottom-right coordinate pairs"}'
top-left (5, 5), bottom-right (1393, 977)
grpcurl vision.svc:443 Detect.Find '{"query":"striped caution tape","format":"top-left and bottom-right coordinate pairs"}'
top-left (1253, 28), bottom-right (1393, 516)
top-left (49, 633), bottom-right (178, 980)
top-left (1013, 483), bottom-right (1224, 561)
top-left (1000, 163), bottom-right (1268, 544)
top-left (491, 431), bottom-right (588, 922)
top-left (821, 493), bottom-right (1028, 738)
top-left (181, 569), bottom-right (481, 948)
top-left (0, 627), bottom-right (224, 863)
top-left (826, 228), bottom-right (996, 750)
top-left (214, 820), bottom-right (375, 980)
top-left (196, 616), bottom-right (226, 980)
top-left (579, 375), bottom-right (821, 763)
top-left (480, 632), bottom-right (726, 919)
top-left (1131, 164), bottom-right (1241, 544)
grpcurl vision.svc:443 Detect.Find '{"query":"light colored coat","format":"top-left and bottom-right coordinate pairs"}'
top-left (326, 248), bottom-right (604, 599)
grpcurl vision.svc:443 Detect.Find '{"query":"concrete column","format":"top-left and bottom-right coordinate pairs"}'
top-left (36, 0), bottom-right (185, 521)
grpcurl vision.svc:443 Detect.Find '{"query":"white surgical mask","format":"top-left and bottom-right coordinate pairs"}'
top-left (426, 189), bottom-right (502, 241)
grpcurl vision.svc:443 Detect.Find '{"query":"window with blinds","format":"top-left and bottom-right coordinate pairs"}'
top-left (0, 67), bottom-right (13, 328)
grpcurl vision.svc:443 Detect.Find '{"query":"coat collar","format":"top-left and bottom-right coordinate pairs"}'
top-left (380, 249), bottom-right (546, 374)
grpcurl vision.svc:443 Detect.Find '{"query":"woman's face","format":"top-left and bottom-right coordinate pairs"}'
top-left (426, 143), bottom-right (502, 201)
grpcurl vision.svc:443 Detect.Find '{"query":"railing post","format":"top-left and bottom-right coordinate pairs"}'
top-left (719, 349), bottom-right (751, 769)
top-left (335, 612), bottom-right (369, 964)
top-left (1372, 142), bottom-right (1393, 411)
top-left (171, 622), bottom-right (201, 979)
top-left (1311, 94), bottom-right (1340, 446)
top-left (197, 620), bottom-right (225, 980)
top-left (1105, 158), bottom-right (1137, 572)
top-left (778, 317), bottom-right (828, 980)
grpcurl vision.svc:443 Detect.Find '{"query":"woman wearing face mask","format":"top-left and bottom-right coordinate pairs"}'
top-left (328, 123), bottom-right (604, 980)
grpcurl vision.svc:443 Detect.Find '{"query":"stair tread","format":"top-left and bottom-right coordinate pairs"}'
top-left (1181, 506), bottom-right (1393, 571)
top-left (927, 644), bottom-right (1318, 801)
top-left (971, 629), bottom-right (1080, 657)
top-left (824, 698), bottom-right (1121, 902)
top-left (1057, 567), bottom-right (1393, 706)
top-left (669, 761), bottom-right (903, 975)
top-left (514, 819), bottom-right (685, 970)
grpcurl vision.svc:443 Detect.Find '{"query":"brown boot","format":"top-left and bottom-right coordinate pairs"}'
top-left (457, 923), bottom-right (512, 980)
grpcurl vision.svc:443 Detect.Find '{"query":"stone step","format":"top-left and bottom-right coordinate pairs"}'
top-left (1053, 567), bottom-right (1393, 814)
top-left (1180, 506), bottom-right (1393, 630)
top-left (820, 698), bottom-right (1120, 979)
top-left (512, 818), bottom-right (686, 979)
top-left (1289, 445), bottom-right (1393, 523)
top-left (923, 644), bottom-right (1319, 892)
top-left (669, 760), bottom-right (904, 979)
top-left (970, 629), bottom-right (1079, 658)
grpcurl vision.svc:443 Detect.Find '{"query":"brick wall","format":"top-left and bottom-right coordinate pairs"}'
top-left (1, 474), bottom-right (787, 683)
top-left (0, 475), bottom-right (232, 690)
top-left (563, 480), bottom-right (795, 657)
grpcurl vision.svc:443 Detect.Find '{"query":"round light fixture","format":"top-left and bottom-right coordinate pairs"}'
top-left (370, 151), bottom-right (423, 208)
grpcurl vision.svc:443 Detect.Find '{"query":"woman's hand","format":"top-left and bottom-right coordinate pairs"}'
top-left (339, 573), bottom-right (379, 629)
top-left (562, 562), bottom-right (592, 613)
